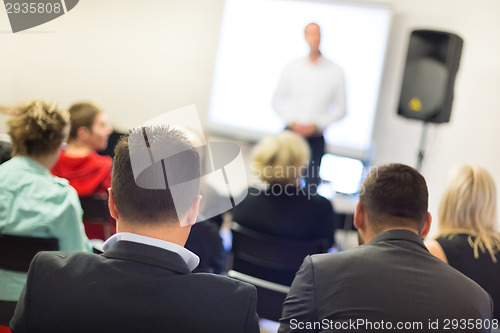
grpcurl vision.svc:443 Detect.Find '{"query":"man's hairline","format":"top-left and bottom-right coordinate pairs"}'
top-left (361, 202), bottom-right (427, 233)
top-left (110, 187), bottom-right (186, 227)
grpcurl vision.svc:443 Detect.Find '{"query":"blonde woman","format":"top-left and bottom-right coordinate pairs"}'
top-left (0, 100), bottom-right (90, 321)
top-left (426, 165), bottom-right (500, 319)
top-left (232, 130), bottom-right (336, 246)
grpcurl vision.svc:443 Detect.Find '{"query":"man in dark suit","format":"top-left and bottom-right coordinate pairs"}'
top-left (279, 164), bottom-right (493, 333)
top-left (10, 126), bottom-right (259, 333)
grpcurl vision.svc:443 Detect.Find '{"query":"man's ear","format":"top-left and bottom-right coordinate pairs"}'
top-left (179, 195), bottom-right (202, 227)
top-left (353, 202), bottom-right (365, 230)
top-left (420, 212), bottom-right (432, 239)
top-left (108, 188), bottom-right (119, 220)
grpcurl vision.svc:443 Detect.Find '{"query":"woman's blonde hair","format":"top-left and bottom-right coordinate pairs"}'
top-left (436, 165), bottom-right (500, 261)
top-left (7, 99), bottom-right (69, 157)
top-left (252, 130), bottom-right (310, 185)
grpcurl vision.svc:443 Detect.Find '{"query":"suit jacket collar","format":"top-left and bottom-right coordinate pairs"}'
top-left (369, 229), bottom-right (428, 251)
top-left (102, 240), bottom-right (192, 274)
top-left (102, 232), bottom-right (199, 270)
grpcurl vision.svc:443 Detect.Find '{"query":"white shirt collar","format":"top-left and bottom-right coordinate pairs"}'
top-left (303, 55), bottom-right (328, 66)
top-left (102, 232), bottom-right (200, 271)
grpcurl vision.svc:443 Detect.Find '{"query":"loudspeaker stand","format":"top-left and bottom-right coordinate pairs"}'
top-left (416, 122), bottom-right (429, 172)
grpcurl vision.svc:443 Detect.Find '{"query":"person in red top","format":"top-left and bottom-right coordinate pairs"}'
top-left (52, 102), bottom-right (113, 240)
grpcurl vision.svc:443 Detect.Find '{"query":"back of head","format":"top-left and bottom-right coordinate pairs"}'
top-left (438, 165), bottom-right (499, 259)
top-left (439, 165), bottom-right (497, 232)
top-left (252, 130), bottom-right (310, 185)
top-left (68, 102), bottom-right (102, 141)
top-left (112, 126), bottom-right (201, 225)
top-left (7, 99), bottom-right (68, 158)
top-left (360, 163), bottom-right (428, 233)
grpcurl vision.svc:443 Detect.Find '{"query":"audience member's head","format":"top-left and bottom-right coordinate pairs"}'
top-left (109, 126), bottom-right (201, 236)
top-left (7, 99), bottom-right (68, 168)
top-left (356, 163), bottom-right (431, 243)
top-left (305, 22), bottom-right (321, 52)
top-left (252, 130), bottom-right (310, 185)
top-left (68, 102), bottom-right (112, 151)
top-left (437, 165), bottom-right (499, 259)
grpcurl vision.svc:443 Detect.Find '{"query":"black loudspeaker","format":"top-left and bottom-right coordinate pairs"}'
top-left (398, 30), bottom-right (463, 123)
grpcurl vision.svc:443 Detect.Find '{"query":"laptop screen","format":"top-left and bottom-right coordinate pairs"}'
top-left (318, 154), bottom-right (365, 196)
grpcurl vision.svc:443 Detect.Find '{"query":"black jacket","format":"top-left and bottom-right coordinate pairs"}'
top-left (11, 240), bottom-right (259, 333)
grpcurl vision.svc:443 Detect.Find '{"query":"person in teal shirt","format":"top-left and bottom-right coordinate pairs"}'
top-left (0, 100), bottom-right (91, 321)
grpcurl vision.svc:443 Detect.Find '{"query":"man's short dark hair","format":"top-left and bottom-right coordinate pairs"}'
top-left (359, 163), bottom-right (428, 232)
top-left (112, 126), bottom-right (201, 225)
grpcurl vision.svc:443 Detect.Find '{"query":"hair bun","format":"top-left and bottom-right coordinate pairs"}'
top-left (7, 99), bottom-right (68, 157)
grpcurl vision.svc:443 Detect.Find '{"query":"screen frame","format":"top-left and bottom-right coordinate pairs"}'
top-left (207, 0), bottom-right (394, 161)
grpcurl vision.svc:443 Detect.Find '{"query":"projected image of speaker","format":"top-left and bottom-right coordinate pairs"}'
top-left (398, 30), bottom-right (463, 123)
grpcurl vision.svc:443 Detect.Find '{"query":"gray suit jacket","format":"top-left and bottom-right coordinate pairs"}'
top-left (279, 229), bottom-right (493, 333)
top-left (11, 240), bottom-right (259, 333)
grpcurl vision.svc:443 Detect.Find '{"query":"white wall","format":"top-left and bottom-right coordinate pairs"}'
top-left (365, 0), bottom-right (500, 232)
top-left (1, 0), bottom-right (500, 231)
top-left (0, 0), bottom-right (226, 130)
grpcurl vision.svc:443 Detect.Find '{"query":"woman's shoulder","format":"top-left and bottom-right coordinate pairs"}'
top-left (30, 175), bottom-right (80, 209)
top-left (425, 238), bottom-right (449, 263)
top-left (435, 233), bottom-right (470, 247)
top-left (1, 157), bottom-right (74, 194)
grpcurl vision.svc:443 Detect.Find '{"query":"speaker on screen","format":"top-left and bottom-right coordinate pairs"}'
top-left (398, 30), bottom-right (463, 123)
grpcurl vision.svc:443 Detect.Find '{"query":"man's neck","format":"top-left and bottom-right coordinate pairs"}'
top-left (363, 227), bottom-right (420, 244)
top-left (117, 221), bottom-right (191, 247)
top-left (383, 226), bottom-right (420, 235)
top-left (309, 50), bottom-right (322, 63)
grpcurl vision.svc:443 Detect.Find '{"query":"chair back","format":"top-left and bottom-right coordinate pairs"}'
top-left (80, 196), bottom-right (111, 222)
top-left (230, 221), bottom-right (329, 286)
top-left (229, 222), bottom-right (329, 321)
top-left (0, 234), bottom-right (59, 272)
top-left (80, 196), bottom-right (113, 239)
top-left (227, 270), bottom-right (290, 322)
top-left (0, 234), bottom-right (58, 327)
